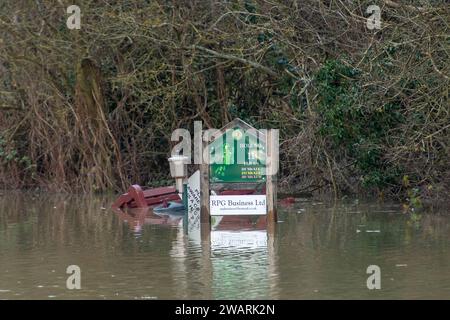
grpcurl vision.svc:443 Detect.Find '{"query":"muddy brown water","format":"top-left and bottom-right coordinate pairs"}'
top-left (0, 192), bottom-right (449, 299)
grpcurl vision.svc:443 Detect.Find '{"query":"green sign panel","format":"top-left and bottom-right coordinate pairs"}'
top-left (209, 120), bottom-right (266, 183)
top-left (210, 164), bottom-right (265, 183)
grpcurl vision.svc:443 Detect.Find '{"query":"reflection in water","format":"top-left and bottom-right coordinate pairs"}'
top-left (211, 231), bottom-right (267, 249)
top-left (0, 192), bottom-right (449, 299)
top-left (113, 207), bottom-right (182, 234)
top-left (209, 228), bottom-right (278, 299)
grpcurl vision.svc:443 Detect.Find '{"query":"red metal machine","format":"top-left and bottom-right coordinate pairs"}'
top-left (111, 185), bottom-right (181, 209)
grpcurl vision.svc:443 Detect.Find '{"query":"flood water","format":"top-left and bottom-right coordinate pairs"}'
top-left (0, 192), bottom-right (449, 300)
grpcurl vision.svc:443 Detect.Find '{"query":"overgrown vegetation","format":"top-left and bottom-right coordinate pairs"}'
top-left (316, 59), bottom-right (404, 189)
top-left (0, 1), bottom-right (448, 204)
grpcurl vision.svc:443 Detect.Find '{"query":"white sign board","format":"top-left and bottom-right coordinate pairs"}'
top-left (211, 231), bottom-right (267, 249)
top-left (210, 195), bottom-right (267, 216)
top-left (187, 170), bottom-right (201, 243)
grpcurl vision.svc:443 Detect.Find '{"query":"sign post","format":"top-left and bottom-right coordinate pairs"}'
top-left (200, 137), bottom-right (210, 224)
top-left (186, 170), bottom-right (201, 243)
top-left (266, 129), bottom-right (278, 224)
top-left (202, 118), bottom-right (277, 229)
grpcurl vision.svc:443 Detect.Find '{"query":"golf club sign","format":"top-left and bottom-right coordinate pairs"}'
top-left (175, 118), bottom-right (278, 233)
top-left (205, 119), bottom-right (278, 221)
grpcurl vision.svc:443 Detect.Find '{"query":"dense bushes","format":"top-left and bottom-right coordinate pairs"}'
top-left (0, 1), bottom-right (448, 203)
top-left (316, 59), bottom-right (404, 189)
